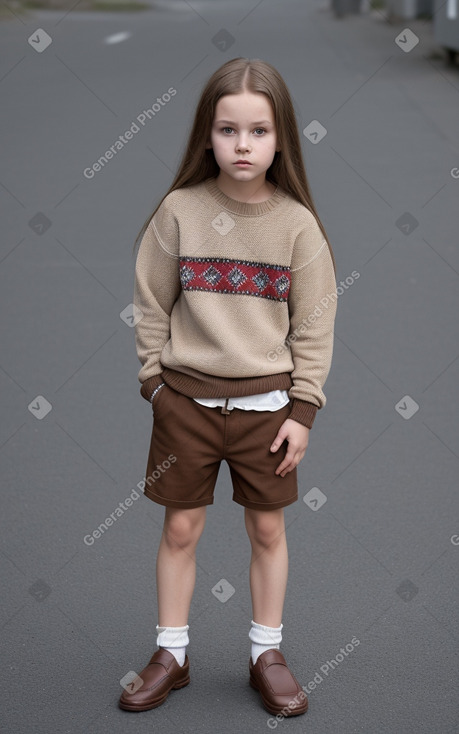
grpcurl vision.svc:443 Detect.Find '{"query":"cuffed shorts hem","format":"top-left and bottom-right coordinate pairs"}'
top-left (232, 492), bottom-right (298, 511)
top-left (143, 488), bottom-right (215, 509)
top-left (145, 489), bottom-right (299, 512)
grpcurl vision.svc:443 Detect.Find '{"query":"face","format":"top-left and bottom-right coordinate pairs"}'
top-left (207, 91), bottom-right (280, 185)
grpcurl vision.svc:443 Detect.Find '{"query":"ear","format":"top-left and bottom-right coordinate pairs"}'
top-left (205, 141), bottom-right (212, 149)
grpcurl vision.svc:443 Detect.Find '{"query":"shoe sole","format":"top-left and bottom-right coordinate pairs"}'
top-left (118, 674), bottom-right (190, 711)
top-left (249, 674), bottom-right (308, 716)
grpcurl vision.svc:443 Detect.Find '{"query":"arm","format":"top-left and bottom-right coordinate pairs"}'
top-left (270, 214), bottom-right (337, 474)
top-left (133, 197), bottom-right (181, 402)
top-left (287, 215), bottom-right (337, 427)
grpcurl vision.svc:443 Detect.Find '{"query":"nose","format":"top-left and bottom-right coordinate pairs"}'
top-left (236, 133), bottom-right (251, 153)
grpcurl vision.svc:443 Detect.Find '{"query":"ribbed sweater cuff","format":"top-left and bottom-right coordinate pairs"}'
top-left (288, 399), bottom-right (318, 429)
top-left (140, 374), bottom-right (164, 402)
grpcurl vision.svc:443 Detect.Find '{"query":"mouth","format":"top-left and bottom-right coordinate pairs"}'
top-left (234, 161), bottom-right (252, 166)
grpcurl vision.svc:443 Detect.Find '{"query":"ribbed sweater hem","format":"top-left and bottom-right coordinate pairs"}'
top-left (140, 368), bottom-right (319, 428)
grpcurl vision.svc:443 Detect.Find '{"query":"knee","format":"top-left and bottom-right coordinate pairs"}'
top-left (246, 512), bottom-right (285, 550)
top-left (163, 508), bottom-right (205, 549)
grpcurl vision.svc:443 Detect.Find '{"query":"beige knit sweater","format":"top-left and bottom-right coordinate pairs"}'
top-left (134, 177), bottom-right (337, 429)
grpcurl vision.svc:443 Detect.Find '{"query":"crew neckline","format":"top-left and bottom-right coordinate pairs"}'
top-left (204, 177), bottom-right (287, 216)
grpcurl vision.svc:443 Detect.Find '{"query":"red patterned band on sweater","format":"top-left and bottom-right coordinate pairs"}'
top-left (179, 256), bottom-right (291, 301)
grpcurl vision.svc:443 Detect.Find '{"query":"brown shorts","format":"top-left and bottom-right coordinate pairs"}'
top-left (143, 383), bottom-right (298, 511)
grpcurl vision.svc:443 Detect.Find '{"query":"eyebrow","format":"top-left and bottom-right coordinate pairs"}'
top-left (214, 119), bottom-right (273, 125)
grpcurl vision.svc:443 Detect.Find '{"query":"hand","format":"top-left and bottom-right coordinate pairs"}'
top-left (270, 418), bottom-right (310, 477)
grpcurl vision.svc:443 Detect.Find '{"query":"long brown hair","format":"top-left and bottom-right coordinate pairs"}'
top-left (132, 57), bottom-right (336, 275)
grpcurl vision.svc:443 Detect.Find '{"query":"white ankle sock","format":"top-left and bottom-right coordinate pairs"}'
top-left (156, 624), bottom-right (189, 666)
top-left (249, 620), bottom-right (283, 664)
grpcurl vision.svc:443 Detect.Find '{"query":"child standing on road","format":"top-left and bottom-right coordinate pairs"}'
top-left (119, 57), bottom-right (337, 717)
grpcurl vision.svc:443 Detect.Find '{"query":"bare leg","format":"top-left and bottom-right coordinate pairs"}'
top-left (156, 506), bottom-right (207, 626)
top-left (244, 507), bottom-right (288, 627)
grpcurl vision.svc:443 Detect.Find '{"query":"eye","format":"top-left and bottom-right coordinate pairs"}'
top-left (254, 128), bottom-right (266, 135)
top-left (222, 127), bottom-right (234, 134)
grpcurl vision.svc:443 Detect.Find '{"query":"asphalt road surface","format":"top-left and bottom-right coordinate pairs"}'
top-left (1, 1), bottom-right (458, 732)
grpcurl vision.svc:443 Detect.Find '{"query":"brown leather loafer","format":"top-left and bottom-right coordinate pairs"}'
top-left (119, 648), bottom-right (190, 711)
top-left (249, 649), bottom-right (308, 716)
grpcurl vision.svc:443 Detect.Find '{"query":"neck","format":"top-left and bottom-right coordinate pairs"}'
top-left (215, 172), bottom-right (276, 203)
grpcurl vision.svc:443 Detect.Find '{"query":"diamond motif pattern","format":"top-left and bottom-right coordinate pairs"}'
top-left (226, 267), bottom-right (247, 288)
top-left (202, 265), bottom-right (222, 286)
top-left (180, 265), bottom-right (195, 287)
top-left (275, 274), bottom-right (290, 296)
top-left (179, 257), bottom-right (290, 301)
top-left (252, 270), bottom-right (270, 291)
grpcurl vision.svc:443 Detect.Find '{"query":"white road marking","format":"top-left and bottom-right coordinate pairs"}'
top-left (104, 32), bottom-right (132, 45)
